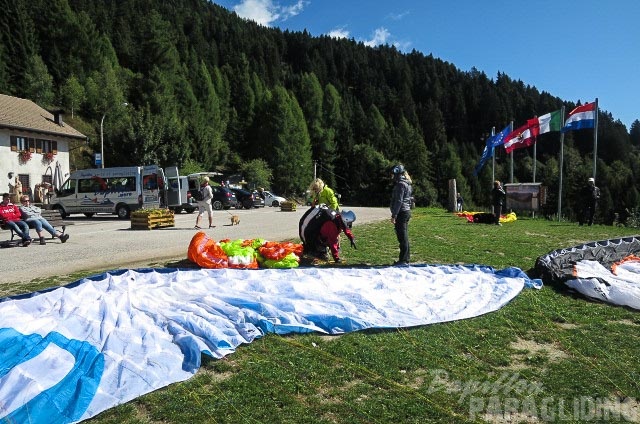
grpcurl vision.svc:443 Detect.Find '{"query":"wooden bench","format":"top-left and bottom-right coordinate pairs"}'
top-left (8, 209), bottom-right (69, 241)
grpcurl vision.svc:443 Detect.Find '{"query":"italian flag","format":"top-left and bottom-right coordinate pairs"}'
top-left (529, 109), bottom-right (562, 138)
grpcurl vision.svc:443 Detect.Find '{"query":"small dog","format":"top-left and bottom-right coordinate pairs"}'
top-left (230, 215), bottom-right (240, 226)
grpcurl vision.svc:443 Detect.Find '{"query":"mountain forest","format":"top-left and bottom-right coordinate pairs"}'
top-left (2, 0), bottom-right (640, 223)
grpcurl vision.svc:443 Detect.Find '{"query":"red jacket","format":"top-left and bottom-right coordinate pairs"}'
top-left (0, 203), bottom-right (22, 223)
top-left (318, 219), bottom-right (354, 261)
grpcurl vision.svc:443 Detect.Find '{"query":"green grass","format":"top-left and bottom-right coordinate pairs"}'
top-left (7, 208), bottom-right (640, 423)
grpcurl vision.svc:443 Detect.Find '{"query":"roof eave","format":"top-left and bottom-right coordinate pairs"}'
top-left (0, 123), bottom-right (87, 141)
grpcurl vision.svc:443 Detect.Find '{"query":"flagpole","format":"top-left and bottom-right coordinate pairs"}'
top-left (490, 126), bottom-right (496, 182)
top-left (510, 151), bottom-right (514, 183)
top-left (533, 140), bottom-right (537, 183)
top-left (593, 98), bottom-right (599, 179)
top-left (509, 121), bottom-right (514, 183)
top-left (557, 105), bottom-right (565, 221)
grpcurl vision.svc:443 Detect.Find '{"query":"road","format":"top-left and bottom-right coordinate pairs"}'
top-left (1, 206), bottom-right (388, 285)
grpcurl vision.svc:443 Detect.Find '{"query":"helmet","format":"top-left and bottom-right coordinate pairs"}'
top-left (588, 177), bottom-right (595, 183)
top-left (392, 164), bottom-right (405, 175)
top-left (340, 210), bottom-right (356, 227)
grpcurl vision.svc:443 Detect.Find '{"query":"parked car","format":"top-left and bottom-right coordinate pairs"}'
top-left (230, 188), bottom-right (264, 209)
top-left (189, 184), bottom-right (238, 210)
top-left (262, 190), bottom-right (287, 207)
top-left (251, 191), bottom-right (266, 208)
top-left (211, 186), bottom-right (238, 210)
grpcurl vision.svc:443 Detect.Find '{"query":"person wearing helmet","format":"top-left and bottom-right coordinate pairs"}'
top-left (299, 205), bottom-right (356, 263)
top-left (579, 177), bottom-right (600, 226)
top-left (308, 178), bottom-right (339, 211)
top-left (390, 164), bottom-right (412, 265)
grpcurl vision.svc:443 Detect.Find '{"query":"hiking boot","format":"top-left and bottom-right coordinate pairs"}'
top-left (39, 237), bottom-right (46, 245)
top-left (22, 239), bottom-right (32, 247)
top-left (60, 234), bottom-right (69, 243)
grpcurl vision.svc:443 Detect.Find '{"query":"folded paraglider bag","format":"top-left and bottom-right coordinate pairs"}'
top-left (472, 213), bottom-right (495, 224)
top-left (187, 231), bottom-right (228, 268)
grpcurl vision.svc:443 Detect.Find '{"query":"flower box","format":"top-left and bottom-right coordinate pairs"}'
top-left (18, 150), bottom-right (32, 163)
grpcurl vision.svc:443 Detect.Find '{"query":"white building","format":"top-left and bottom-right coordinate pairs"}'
top-left (0, 94), bottom-right (87, 201)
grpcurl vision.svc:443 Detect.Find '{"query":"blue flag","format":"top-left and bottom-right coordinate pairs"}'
top-left (473, 125), bottom-right (511, 176)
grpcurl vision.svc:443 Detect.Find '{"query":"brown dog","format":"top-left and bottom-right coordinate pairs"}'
top-left (230, 215), bottom-right (240, 226)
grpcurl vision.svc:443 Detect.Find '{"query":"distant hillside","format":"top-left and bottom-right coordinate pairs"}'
top-left (1, 0), bottom-right (639, 220)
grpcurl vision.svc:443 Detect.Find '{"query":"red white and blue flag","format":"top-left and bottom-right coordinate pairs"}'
top-left (562, 101), bottom-right (596, 132)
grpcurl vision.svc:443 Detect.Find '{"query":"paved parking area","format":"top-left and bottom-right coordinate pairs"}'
top-left (1, 206), bottom-right (388, 284)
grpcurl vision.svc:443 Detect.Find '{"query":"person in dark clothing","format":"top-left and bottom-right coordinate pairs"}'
top-left (456, 193), bottom-right (464, 212)
top-left (491, 180), bottom-right (506, 226)
top-left (299, 205), bottom-right (356, 263)
top-left (390, 164), bottom-right (413, 265)
top-left (579, 177), bottom-right (600, 226)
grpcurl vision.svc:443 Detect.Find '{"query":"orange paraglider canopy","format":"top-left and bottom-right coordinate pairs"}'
top-left (187, 231), bottom-right (228, 269)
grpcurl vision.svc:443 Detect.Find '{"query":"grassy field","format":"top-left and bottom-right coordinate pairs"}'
top-left (8, 208), bottom-right (640, 423)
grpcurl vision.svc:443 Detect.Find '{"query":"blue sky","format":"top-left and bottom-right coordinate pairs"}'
top-left (210, 0), bottom-right (639, 131)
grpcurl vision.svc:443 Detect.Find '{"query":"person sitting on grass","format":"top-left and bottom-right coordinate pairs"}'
top-left (19, 195), bottom-right (69, 245)
top-left (0, 192), bottom-right (32, 246)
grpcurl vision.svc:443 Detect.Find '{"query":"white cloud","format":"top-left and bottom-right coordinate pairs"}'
top-left (393, 40), bottom-right (412, 52)
top-left (363, 27), bottom-right (390, 47)
top-left (232, 0), bottom-right (307, 26)
top-left (328, 27), bottom-right (350, 39)
top-left (387, 10), bottom-right (410, 21)
top-left (281, 0), bottom-right (306, 21)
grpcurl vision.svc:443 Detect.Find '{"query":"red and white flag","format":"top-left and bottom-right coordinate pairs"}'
top-left (504, 123), bottom-right (534, 153)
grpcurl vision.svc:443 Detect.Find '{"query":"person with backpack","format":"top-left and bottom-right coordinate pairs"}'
top-left (194, 176), bottom-right (214, 230)
top-left (390, 164), bottom-right (413, 265)
top-left (299, 205), bottom-right (356, 263)
top-left (579, 177), bottom-right (600, 226)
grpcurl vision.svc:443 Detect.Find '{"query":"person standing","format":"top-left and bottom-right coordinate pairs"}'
top-left (194, 176), bottom-right (214, 230)
top-left (0, 192), bottom-right (31, 246)
top-left (390, 164), bottom-right (412, 265)
top-left (7, 172), bottom-right (15, 194)
top-left (308, 178), bottom-right (339, 211)
top-left (19, 195), bottom-right (69, 244)
top-left (491, 180), bottom-right (506, 226)
top-left (579, 177), bottom-right (600, 226)
top-left (456, 192), bottom-right (464, 212)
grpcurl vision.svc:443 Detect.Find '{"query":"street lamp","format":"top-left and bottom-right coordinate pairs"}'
top-left (100, 102), bottom-right (128, 168)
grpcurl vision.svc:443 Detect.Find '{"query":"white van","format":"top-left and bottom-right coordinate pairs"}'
top-left (50, 165), bottom-right (166, 219)
top-left (165, 166), bottom-right (196, 214)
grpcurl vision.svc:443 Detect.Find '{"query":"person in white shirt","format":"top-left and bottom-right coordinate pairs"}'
top-left (194, 176), bottom-right (215, 229)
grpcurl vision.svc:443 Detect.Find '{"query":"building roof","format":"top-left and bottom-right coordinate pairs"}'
top-left (0, 93), bottom-right (86, 140)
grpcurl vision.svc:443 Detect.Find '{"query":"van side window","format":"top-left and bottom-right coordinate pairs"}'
top-left (79, 178), bottom-right (99, 193)
top-left (59, 179), bottom-right (76, 197)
